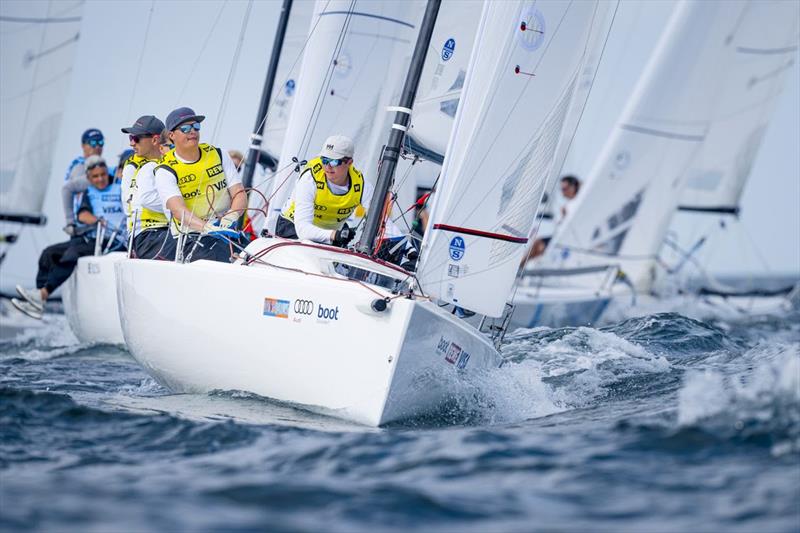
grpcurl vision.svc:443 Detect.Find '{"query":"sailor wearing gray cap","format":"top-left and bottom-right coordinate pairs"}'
top-left (118, 115), bottom-right (175, 259)
top-left (151, 107), bottom-right (246, 262)
top-left (276, 135), bottom-right (374, 247)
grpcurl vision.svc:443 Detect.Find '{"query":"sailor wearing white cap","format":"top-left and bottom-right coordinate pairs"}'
top-left (276, 135), bottom-right (375, 247)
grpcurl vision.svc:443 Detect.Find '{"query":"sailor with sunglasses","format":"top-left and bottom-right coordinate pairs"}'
top-left (152, 107), bottom-right (246, 262)
top-left (276, 135), bottom-right (372, 247)
top-left (61, 129), bottom-right (110, 236)
top-left (118, 115), bottom-right (176, 259)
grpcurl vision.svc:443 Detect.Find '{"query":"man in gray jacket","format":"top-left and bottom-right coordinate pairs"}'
top-left (61, 128), bottom-right (106, 236)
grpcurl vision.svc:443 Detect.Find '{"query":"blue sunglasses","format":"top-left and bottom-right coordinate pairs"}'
top-left (321, 156), bottom-right (349, 167)
top-left (86, 139), bottom-right (104, 147)
top-left (176, 122), bottom-right (201, 134)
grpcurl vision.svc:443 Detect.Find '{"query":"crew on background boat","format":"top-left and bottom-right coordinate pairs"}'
top-left (61, 128), bottom-right (109, 236)
top-left (526, 175), bottom-right (582, 262)
top-left (153, 107), bottom-right (246, 262)
top-left (119, 115), bottom-right (175, 260)
top-left (12, 155), bottom-right (125, 319)
top-left (276, 135), bottom-right (370, 248)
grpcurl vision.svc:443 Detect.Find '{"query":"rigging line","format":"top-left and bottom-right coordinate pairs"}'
top-left (445, 0), bottom-right (575, 216)
top-left (174, 0), bottom-right (229, 106)
top-left (24, 32), bottom-right (79, 63)
top-left (0, 66), bottom-right (72, 103)
top-left (11, 0), bottom-right (51, 178)
top-left (211, 0), bottom-right (254, 143)
top-left (125, 0), bottom-right (155, 121)
top-left (247, 0), bottom-right (332, 168)
top-left (299, 0), bottom-right (356, 158)
top-left (511, 1), bottom-right (620, 301)
top-left (526, 1), bottom-right (619, 251)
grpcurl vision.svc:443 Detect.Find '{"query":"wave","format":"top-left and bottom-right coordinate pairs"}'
top-left (676, 344), bottom-right (800, 456)
top-left (0, 387), bottom-right (258, 468)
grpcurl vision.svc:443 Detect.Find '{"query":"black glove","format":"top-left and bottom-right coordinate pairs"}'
top-left (332, 223), bottom-right (355, 248)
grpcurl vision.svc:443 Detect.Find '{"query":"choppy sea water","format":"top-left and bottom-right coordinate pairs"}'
top-left (1, 302), bottom-right (798, 532)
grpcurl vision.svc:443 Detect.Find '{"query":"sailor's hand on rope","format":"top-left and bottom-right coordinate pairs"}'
top-left (63, 223), bottom-right (77, 236)
top-left (332, 223), bottom-right (355, 248)
top-left (219, 212), bottom-right (239, 230)
top-left (202, 215), bottom-right (240, 240)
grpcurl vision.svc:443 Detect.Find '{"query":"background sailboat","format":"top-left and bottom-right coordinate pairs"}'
top-left (512, 0), bottom-right (799, 328)
top-left (0, 0), bottom-right (83, 291)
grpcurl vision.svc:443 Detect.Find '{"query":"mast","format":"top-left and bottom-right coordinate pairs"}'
top-left (356, 0), bottom-right (442, 255)
top-left (241, 0), bottom-right (293, 190)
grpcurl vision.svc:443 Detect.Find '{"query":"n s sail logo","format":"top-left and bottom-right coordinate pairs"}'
top-left (449, 236), bottom-right (465, 261)
top-left (441, 38), bottom-right (455, 61)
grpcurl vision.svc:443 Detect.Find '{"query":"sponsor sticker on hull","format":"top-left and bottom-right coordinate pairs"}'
top-left (263, 297), bottom-right (290, 318)
top-left (436, 336), bottom-right (470, 369)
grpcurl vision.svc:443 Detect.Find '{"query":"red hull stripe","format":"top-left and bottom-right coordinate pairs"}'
top-left (432, 224), bottom-right (529, 244)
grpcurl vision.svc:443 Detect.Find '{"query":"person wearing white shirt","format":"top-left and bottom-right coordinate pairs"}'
top-left (276, 135), bottom-right (372, 248)
top-left (152, 107), bottom-right (246, 263)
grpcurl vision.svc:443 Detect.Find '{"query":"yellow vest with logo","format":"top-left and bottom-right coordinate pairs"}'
top-left (155, 144), bottom-right (228, 235)
top-left (125, 155), bottom-right (169, 232)
top-left (281, 157), bottom-right (364, 230)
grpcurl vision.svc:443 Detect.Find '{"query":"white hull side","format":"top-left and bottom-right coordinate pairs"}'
top-left (116, 255), bottom-right (500, 426)
top-left (62, 252), bottom-right (126, 344)
top-left (510, 284), bottom-right (634, 329)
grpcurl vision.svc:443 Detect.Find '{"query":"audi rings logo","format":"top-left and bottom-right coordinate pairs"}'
top-left (294, 299), bottom-right (314, 315)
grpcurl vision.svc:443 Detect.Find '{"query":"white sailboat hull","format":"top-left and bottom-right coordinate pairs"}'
top-left (115, 240), bottom-right (500, 426)
top-left (62, 252), bottom-right (126, 344)
top-left (510, 283), bottom-right (634, 329)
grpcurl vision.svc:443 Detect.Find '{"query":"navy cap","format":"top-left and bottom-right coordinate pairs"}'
top-left (81, 128), bottom-right (104, 144)
top-left (121, 115), bottom-right (165, 135)
top-left (165, 107), bottom-right (205, 131)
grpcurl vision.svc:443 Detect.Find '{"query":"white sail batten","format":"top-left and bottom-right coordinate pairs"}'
top-left (678, 0), bottom-right (800, 214)
top-left (264, 0), bottom-right (423, 234)
top-left (0, 1), bottom-right (83, 221)
top-left (416, 0), bottom-right (605, 317)
top-left (541, 0), bottom-right (755, 291)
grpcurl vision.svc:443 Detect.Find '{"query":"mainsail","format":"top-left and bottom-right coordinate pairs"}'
top-left (416, 0), bottom-right (609, 317)
top-left (263, 0), bottom-right (423, 234)
top-left (0, 1), bottom-right (83, 224)
top-left (677, 0), bottom-right (800, 214)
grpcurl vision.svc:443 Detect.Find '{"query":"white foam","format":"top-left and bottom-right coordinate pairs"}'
top-left (676, 344), bottom-right (800, 455)
top-left (479, 326), bottom-right (671, 423)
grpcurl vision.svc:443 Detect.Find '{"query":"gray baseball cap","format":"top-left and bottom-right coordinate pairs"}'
top-left (166, 107), bottom-right (205, 131)
top-left (320, 135), bottom-right (354, 159)
top-left (121, 115), bottom-right (165, 135)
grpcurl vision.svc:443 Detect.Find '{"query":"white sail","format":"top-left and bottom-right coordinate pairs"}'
top-left (0, 1), bottom-right (83, 220)
top-left (404, 0), bottom-right (482, 162)
top-left (259, 0), bottom-right (316, 159)
top-left (678, 0), bottom-right (800, 214)
top-left (541, 0), bottom-right (788, 291)
top-left (264, 0), bottom-right (423, 234)
top-left (417, 0), bottom-right (608, 317)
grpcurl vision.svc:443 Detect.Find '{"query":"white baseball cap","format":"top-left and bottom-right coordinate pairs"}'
top-left (320, 135), bottom-right (354, 159)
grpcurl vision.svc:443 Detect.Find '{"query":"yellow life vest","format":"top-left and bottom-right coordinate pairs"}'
top-left (155, 144), bottom-right (229, 235)
top-left (281, 157), bottom-right (365, 230)
top-left (125, 155), bottom-right (169, 232)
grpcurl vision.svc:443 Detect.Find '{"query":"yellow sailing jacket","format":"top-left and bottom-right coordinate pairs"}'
top-left (281, 157), bottom-right (364, 230)
top-left (125, 155), bottom-right (169, 232)
top-left (155, 144), bottom-right (228, 235)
